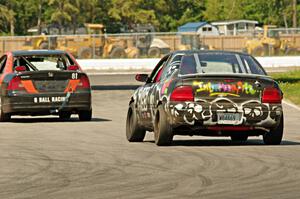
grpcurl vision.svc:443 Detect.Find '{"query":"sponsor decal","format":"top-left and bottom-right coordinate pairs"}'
top-left (33, 96), bottom-right (67, 103)
top-left (193, 81), bottom-right (258, 97)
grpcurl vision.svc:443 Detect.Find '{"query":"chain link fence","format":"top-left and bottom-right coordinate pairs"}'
top-left (1, 29), bottom-right (300, 58)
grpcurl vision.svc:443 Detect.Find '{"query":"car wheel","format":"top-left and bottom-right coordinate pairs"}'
top-left (0, 99), bottom-right (10, 122)
top-left (126, 103), bottom-right (146, 142)
top-left (59, 112), bottom-right (71, 120)
top-left (78, 110), bottom-right (92, 121)
top-left (0, 110), bottom-right (11, 122)
top-left (154, 105), bottom-right (173, 146)
top-left (263, 115), bottom-right (284, 145)
top-left (230, 134), bottom-right (248, 142)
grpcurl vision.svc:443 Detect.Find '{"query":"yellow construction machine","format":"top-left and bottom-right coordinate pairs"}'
top-left (244, 25), bottom-right (298, 56)
top-left (22, 23), bottom-right (141, 58)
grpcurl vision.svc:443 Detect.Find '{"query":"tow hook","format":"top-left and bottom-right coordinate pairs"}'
top-left (58, 92), bottom-right (72, 111)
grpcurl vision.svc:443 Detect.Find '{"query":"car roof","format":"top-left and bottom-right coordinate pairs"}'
top-left (11, 50), bottom-right (67, 56)
top-left (171, 50), bottom-right (249, 56)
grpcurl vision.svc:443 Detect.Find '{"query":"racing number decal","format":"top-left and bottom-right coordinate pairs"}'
top-left (71, 73), bottom-right (78, 79)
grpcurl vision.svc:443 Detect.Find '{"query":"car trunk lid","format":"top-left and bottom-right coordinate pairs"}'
top-left (180, 74), bottom-right (271, 103)
top-left (15, 71), bottom-right (89, 94)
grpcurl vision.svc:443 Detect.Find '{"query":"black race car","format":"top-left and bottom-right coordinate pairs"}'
top-left (0, 50), bottom-right (92, 121)
top-left (126, 50), bottom-right (283, 146)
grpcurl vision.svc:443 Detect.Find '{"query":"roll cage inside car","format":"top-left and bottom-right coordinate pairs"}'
top-left (12, 54), bottom-right (76, 72)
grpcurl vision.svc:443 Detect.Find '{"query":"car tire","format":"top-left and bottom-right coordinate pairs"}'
top-left (0, 110), bottom-right (11, 122)
top-left (78, 110), bottom-right (92, 121)
top-left (126, 103), bottom-right (146, 142)
top-left (59, 112), bottom-right (71, 120)
top-left (230, 134), bottom-right (248, 142)
top-left (263, 115), bottom-right (284, 145)
top-left (154, 104), bottom-right (173, 146)
top-left (0, 99), bottom-right (10, 122)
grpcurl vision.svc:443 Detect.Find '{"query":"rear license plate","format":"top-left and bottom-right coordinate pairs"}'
top-left (34, 80), bottom-right (68, 91)
top-left (217, 113), bottom-right (241, 125)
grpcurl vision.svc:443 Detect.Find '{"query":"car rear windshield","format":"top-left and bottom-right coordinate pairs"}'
top-left (179, 52), bottom-right (266, 75)
top-left (13, 54), bottom-right (76, 71)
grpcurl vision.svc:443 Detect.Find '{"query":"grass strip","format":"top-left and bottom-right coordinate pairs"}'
top-left (271, 70), bottom-right (300, 106)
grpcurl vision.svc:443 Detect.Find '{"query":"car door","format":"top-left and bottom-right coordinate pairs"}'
top-left (136, 54), bottom-right (171, 126)
top-left (146, 54), bottom-right (184, 124)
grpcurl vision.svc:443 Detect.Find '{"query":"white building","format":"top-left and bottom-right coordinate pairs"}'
top-left (177, 22), bottom-right (219, 36)
top-left (212, 20), bottom-right (259, 36)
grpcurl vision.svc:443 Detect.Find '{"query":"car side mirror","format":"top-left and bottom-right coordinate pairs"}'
top-left (135, 74), bottom-right (148, 82)
top-left (67, 65), bottom-right (79, 71)
top-left (15, 66), bottom-right (26, 72)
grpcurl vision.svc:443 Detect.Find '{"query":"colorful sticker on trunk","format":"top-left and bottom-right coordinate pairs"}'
top-left (193, 81), bottom-right (258, 97)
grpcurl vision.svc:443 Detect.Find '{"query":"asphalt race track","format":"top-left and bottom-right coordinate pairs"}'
top-left (1, 74), bottom-right (300, 199)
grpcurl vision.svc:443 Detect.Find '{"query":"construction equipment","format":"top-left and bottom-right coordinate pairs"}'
top-left (121, 24), bottom-right (171, 57)
top-left (244, 25), bottom-right (298, 56)
top-left (22, 23), bottom-right (171, 58)
top-left (58, 23), bottom-right (106, 59)
top-left (22, 26), bottom-right (50, 50)
top-left (23, 35), bottom-right (48, 50)
top-left (23, 24), bottom-right (108, 59)
top-left (177, 32), bottom-right (215, 51)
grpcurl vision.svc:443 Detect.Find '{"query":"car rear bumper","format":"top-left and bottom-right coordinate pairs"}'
top-left (166, 101), bottom-right (283, 129)
top-left (2, 92), bottom-right (91, 115)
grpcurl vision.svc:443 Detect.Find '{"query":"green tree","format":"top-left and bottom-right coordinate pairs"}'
top-left (108, 0), bottom-right (158, 29)
top-left (223, 0), bottom-right (245, 20)
top-left (48, 0), bottom-right (79, 34)
top-left (1, 0), bottom-right (300, 35)
top-left (167, 0), bottom-right (206, 31)
top-left (203, 0), bottom-right (224, 22)
top-left (0, 4), bottom-right (15, 35)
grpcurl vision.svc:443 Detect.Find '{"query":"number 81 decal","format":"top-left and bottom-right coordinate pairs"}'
top-left (72, 73), bottom-right (78, 79)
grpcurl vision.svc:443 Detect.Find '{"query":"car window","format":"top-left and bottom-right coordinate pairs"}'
top-left (149, 55), bottom-right (170, 83)
top-left (159, 54), bottom-right (183, 81)
top-left (180, 55), bottom-right (197, 75)
top-left (154, 67), bottom-right (164, 82)
top-left (0, 55), bottom-right (7, 74)
top-left (240, 55), bottom-right (266, 75)
top-left (179, 53), bottom-right (263, 75)
top-left (13, 54), bottom-right (75, 71)
top-left (153, 60), bottom-right (167, 82)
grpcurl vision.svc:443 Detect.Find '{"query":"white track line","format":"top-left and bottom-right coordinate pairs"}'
top-left (283, 100), bottom-right (300, 112)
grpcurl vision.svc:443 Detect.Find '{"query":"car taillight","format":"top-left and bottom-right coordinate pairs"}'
top-left (262, 87), bottom-right (282, 104)
top-left (7, 76), bottom-right (25, 91)
top-left (77, 75), bottom-right (90, 89)
top-left (170, 86), bottom-right (194, 101)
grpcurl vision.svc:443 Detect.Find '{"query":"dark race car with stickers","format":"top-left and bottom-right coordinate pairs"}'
top-left (126, 50), bottom-right (283, 146)
top-left (0, 50), bottom-right (92, 121)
